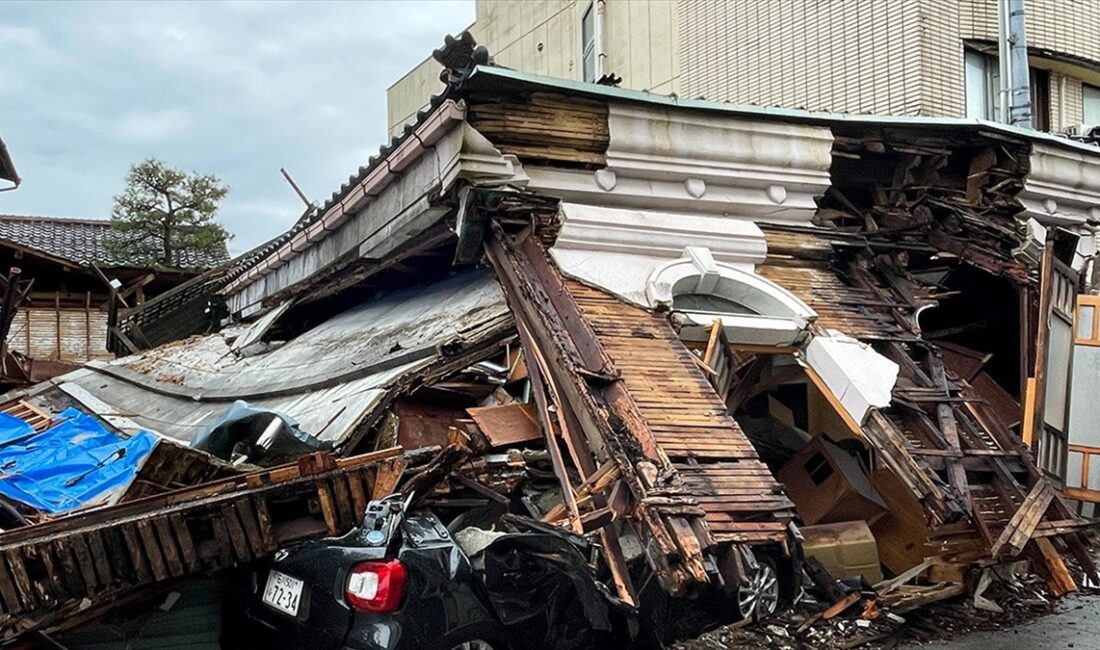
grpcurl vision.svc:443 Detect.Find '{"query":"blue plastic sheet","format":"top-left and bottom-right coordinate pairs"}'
top-left (0, 407), bottom-right (157, 514)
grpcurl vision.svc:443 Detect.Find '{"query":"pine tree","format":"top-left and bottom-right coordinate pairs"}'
top-left (108, 158), bottom-right (231, 268)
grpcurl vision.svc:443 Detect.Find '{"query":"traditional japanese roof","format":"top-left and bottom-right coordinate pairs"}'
top-left (0, 214), bottom-right (230, 270)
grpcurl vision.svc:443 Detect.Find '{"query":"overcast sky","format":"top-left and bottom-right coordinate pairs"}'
top-left (1, 1), bottom-right (474, 254)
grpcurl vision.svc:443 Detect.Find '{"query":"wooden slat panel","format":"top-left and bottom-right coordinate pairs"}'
top-left (566, 279), bottom-right (794, 536)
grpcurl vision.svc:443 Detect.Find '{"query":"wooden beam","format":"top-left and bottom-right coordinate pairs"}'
top-left (991, 480), bottom-right (1055, 558)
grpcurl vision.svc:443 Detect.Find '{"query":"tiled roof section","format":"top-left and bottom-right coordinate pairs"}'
top-left (0, 215), bottom-right (230, 270)
top-left (220, 31), bottom-right (485, 287)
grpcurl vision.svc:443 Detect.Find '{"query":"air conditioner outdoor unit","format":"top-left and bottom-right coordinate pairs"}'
top-left (1061, 123), bottom-right (1099, 139)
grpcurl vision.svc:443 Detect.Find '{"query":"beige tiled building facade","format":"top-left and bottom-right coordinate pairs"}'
top-left (388, 0), bottom-right (1100, 136)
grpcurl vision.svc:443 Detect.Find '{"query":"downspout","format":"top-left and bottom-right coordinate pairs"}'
top-left (997, 0), bottom-right (1011, 123)
top-left (594, 0), bottom-right (606, 80)
top-left (1006, 0), bottom-right (1033, 128)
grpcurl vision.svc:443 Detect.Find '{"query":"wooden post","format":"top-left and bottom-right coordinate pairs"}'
top-left (1030, 232), bottom-right (1056, 453)
top-left (54, 292), bottom-right (61, 361)
top-left (84, 291), bottom-right (91, 361)
top-left (0, 267), bottom-right (22, 365)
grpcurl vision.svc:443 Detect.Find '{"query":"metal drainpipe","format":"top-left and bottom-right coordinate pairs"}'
top-left (997, 0), bottom-right (1011, 123)
top-left (1006, 0), bottom-right (1033, 128)
top-left (594, 0), bottom-right (606, 80)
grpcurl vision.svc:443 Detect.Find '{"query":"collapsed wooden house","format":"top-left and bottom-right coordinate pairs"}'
top-left (3, 31), bottom-right (1100, 641)
top-left (0, 215), bottom-right (229, 386)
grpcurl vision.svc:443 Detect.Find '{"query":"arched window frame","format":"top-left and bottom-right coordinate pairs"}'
top-left (646, 246), bottom-right (817, 345)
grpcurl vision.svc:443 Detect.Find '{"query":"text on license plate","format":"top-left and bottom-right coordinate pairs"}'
top-left (262, 570), bottom-right (304, 617)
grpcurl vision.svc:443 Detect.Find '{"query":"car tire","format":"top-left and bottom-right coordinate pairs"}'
top-left (432, 626), bottom-right (509, 650)
top-left (736, 555), bottom-right (781, 622)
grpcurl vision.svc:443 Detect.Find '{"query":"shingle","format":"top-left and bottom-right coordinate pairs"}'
top-left (0, 215), bottom-right (229, 270)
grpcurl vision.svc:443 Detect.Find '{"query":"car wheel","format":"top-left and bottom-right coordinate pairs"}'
top-left (449, 641), bottom-right (497, 650)
top-left (736, 556), bottom-right (780, 621)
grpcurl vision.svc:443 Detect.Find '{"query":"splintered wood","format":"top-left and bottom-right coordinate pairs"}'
top-left (467, 92), bottom-right (609, 167)
top-left (0, 448), bottom-right (407, 643)
top-left (759, 125), bottom-right (1097, 595)
top-left (486, 229), bottom-right (794, 598)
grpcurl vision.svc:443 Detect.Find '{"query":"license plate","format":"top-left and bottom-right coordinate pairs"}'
top-left (262, 570), bottom-right (304, 617)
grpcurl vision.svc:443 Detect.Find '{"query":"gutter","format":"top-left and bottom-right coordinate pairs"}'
top-left (462, 65), bottom-right (1100, 158)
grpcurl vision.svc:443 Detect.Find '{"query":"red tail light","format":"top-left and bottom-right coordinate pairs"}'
top-left (346, 559), bottom-right (406, 613)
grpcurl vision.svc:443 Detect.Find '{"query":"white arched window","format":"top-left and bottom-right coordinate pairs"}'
top-left (646, 247), bottom-right (817, 346)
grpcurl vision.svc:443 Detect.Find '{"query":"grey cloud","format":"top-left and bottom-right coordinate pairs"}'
top-left (0, 0), bottom-right (473, 255)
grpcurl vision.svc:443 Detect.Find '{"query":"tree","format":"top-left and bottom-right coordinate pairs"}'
top-left (108, 158), bottom-right (231, 269)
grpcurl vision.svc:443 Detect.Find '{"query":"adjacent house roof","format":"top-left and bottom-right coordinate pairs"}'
top-left (0, 214), bottom-right (230, 270)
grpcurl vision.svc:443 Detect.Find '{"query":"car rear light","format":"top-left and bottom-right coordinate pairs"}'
top-left (346, 559), bottom-right (406, 613)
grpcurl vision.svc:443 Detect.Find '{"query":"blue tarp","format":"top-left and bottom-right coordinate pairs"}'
top-left (0, 407), bottom-right (158, 514)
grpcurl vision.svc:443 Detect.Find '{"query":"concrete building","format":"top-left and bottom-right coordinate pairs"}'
top-left (387, 0), bottom-right (1100, 137)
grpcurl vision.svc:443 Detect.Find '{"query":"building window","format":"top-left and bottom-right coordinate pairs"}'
top-left (1077, 296), bottom-right (1100, 347)
top-left (1031, 68), bottom-right (1050, 131)
top-left (965, 49), bottom-right (1000, 121)
top-left (1085, 84), bottom-right (1100, 124)
top-left (581, 2), bottom-right (596, 82)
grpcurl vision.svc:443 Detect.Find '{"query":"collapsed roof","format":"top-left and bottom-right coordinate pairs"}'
top-left (2, 30), bottom-right (1099, 642)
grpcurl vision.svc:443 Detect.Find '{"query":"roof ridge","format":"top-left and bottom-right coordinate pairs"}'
top-left (0, 214), bottom-right (111, 226)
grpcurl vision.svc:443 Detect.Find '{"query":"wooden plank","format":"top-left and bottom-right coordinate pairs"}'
top-left (153, 517), bottom-right (185, 578)
top-left (51, 538), bottom-right (86, 598)
top-left (169, 514), bottom-right (201, 574)
top-left (466, 403), bottom-right (543, 447)
top-left (0, 552), bottom-right (23, 614)
top-left (86, 529), bottom-right (114, 588)
top-left (20, 547), bottom-right (50, 605)
top-left (4, 550), bottom-right (35, 611)
top-left (991, 481), bottom-right (1055, 558)
top-left (136, 520), bottom-right (169, 582)
top-left (1033, 537), bottom-right (1077, 596)
top-left (120, 524), bottom-right (152, 584)
top-left (252, 496), bottom-right (277, 553)
top-left (220, 505), bottom-right (252, 563)
top-left (347, 472), bottom-right (368, 523)
top-left (101, 526), bottom-right (134, 586)
top-left (69, 536), bottom-right (100, 594)
top-left (371, 458), bottom-right (406, 499)
top-left (330, 474), bottom-right (355, 530)
top-left (36, 543), bottom-right (66, 601)
top-left (233, 500), bottom-right (266, 558)
top-left (315, 482), bottom-right (340, 536)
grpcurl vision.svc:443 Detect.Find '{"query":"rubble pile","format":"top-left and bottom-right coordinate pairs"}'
top-left (0, 31), bottom-right (1098, 649)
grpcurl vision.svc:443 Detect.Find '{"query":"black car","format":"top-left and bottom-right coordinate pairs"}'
top-left (230, 495), bottom-right (629, 650)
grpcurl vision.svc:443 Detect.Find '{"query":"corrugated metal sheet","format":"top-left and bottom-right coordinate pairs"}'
top-left (38, 269), bottom-right (512, 447)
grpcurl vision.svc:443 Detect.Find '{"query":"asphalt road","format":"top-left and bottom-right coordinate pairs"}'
top-left (902, 593), bottom-right (1100, 649)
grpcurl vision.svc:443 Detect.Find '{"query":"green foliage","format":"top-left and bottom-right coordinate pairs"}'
top-left (108, 158), bottom-right (231, 269)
